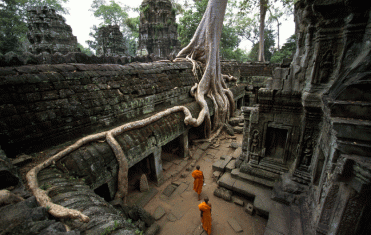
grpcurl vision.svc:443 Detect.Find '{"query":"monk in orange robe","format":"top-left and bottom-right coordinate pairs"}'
top-left (199, 196), bottom-right (212, 235)
top-left (192, 165), bottom-right (204, 200)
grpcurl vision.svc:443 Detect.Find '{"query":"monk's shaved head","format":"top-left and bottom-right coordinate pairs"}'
top-left (204, 196), bottom-right (209, 203)
top-left (196, 165), bottom-right (200, 170)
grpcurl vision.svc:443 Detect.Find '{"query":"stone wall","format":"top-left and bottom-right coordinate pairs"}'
top-left (0, 61), bottom-right (196, 155)
top-left (0, 61), bottom-right (248, 157)
top-left (221, 61), bottom-right (276, 82)
top-left (254, 1), bottom-right (371, 234)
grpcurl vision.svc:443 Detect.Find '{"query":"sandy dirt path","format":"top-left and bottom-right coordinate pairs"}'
top-left (141, 133), bottom-right (267, 235)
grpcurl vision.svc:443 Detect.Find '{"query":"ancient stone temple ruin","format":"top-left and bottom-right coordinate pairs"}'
top-left (1, 0), bottom-right (371, 234)
top-left (27, 6), bottom-right (79, 55)
top-left (96, 25), bottom-right (126, 57)
top-left (138, 0), bottom-right (181, 58)
top-left (215, 1), bottom-right (371, 234)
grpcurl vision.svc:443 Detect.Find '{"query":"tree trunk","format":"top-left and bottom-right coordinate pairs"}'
top-left (176, 0), bottom-right (234, 138)
top-left (277, 19), bottom-right (281, 51)
top-left (258, 0), bottom-right (268, 62)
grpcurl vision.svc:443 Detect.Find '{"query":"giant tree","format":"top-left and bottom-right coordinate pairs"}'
top-left (178, 0), bottom-right (244, 60)
top-left (26, 0), bottom-right (235, 222)
top-left (238, 0), bottom-right (294, 61)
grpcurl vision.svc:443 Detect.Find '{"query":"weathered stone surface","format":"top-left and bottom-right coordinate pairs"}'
top-left (140, 174), bottom-right (149, 192)
top-left (27, 6), bottom-right (79, 55)
top-left (232, 196), bottom-right (244, 206)
top-left (229, 142), bottom-right (240, 149)
top-left (233, 126), bottom-right (243, 134)
top-left (212, 160), bottom-right (224, 172)
top-left (10, 154), bottom-right (33, 167)
top-left (96, 25), bottom-right (126, 57)
top-left (167, 213), bottom-right (177, 222)
top-left (153, 206), bottom-right (166, 220)
top-left (217, 172), bottom-right (236, 190)
top-left (213, 171), bottom-right (222, 181)
top-left (223, 123), bottom-right (235, 136)
top-left (219, 156), bottom-right (233, 172)
top-left (171, 182), bottom-right (188, 197)
top-left (229, 117), bottom-right (243, 126)
top-left (227, 218), bottom-right (243, 233)
top-left (225, 159), bottom-right (236, 173)
top-left (0, 151), bottom-right (20, 190)
top-left (214, 187), bottom-right (232, 201)
top-left (232, 147), bottom-right (242, 160)
top-left (138, 0), bottom-right (180, 58)
top-left (245, 203), bottom-right (254, 215)
top-left (162, 184), bottom-right (177, 197)
top-left (0, 196), bottom-right (80, 234)
top-left (144, 222), bottom-right (160, 235)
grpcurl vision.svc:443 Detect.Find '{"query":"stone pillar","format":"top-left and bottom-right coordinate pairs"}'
top-left (179, 129), bottom-right (189, 159)
top-left (153, 146), bottom-right (163, 185)
top-left (236, 106), bottom-right (256, 168)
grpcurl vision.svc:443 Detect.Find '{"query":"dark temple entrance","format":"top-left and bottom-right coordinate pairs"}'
top-left (265, 127), bottom-right (288, 160)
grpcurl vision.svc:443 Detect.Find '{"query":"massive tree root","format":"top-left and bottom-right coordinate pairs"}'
top-left (175, 0), bottom-right (235, 139)
top-left (26, 0), bottom-right (234, 222)
top-left (26, 106), bottom-right (196, 222)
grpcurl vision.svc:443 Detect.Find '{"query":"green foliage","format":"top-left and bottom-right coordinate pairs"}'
top-left (40, 183), bottom-right (51, 190)
top-left (247, 29), bottom-right (275, 61)
top-left (270, 34), bottom-right (296, 63)
top-left (155, 23), bottom-right (164, 31)
top-left (100, 220), bottom-right (120, 235)
top-left (77, 43), bottom-right (94, 56)
top-left (178, 0), bottom-right (208, 47)
top-left (125, 17), bottom-right (139, 38)
top-left (25, 0), bottom-right (70, 14)
top-left (178, 0), bottom-right (247, 61)
top-left (139, 4), bottom-right (149, 13)
top-left (91, 0), bottom-right (128, 26)
top-left (236, 0), bottom-right (295, 61)
top-left (0, 0), bottom-right (27, 54)
top-left (135, 229), bottom-right (143, 235)
top-left (88, 0), bottom-right (138, 56)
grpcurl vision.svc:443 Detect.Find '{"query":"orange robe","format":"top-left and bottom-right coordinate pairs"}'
top-left (199, 202), bottom-right (212, 235)
top-left (192, 170), bottom-right (203, 195)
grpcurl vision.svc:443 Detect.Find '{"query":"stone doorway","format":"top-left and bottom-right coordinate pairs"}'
top-left (128, 154), bottom-right (156, 192)
top-left (265, 127), bottom-right (288, 161)
top-left (161, 136), bottom-right (188, 181)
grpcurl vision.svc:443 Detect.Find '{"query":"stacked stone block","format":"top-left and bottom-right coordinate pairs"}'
top-left (27, 6), bottom-right (79, 55)
top-left (138, 0), bottom-right (181, 58)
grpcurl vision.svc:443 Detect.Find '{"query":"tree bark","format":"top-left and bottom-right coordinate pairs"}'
top-left (258, 0), bottom-right (268, 62)
top-left (176, 0), bottom-right (234, 138)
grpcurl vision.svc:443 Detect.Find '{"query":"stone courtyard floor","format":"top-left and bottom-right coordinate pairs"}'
top-left (127, 133), bottom-right (267, 235)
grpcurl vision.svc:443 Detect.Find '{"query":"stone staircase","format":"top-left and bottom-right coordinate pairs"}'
top-left (293, 168), bottom-right (312, 185)
top-left (213, 148), bottom-right (303, 235)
